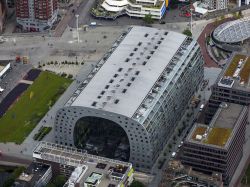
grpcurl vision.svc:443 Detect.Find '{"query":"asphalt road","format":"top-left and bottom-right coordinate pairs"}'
top-left (0, 154), bottom-right (32, 166)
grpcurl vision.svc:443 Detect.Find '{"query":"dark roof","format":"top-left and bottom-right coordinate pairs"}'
top-left (14, 162), bottom-right (50, 187)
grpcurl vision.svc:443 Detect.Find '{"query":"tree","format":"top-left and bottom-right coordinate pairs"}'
top-left (54, 175), bottom-right (66, 187)
top-left (130, 180), bottom-right (145, 187)
top-left (182, 29), bottom-right (192, 37)
top-left (143, 14), bottom-right (154, 24)
top-left (47, 175), bottom-right (66, 187)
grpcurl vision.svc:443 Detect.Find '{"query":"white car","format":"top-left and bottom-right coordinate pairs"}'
top-left (171, 152), bottom-right (176, 158)
top-left (199, 104), bottom-right (205, 111)
top-left (0, 87), bottom-right (4, 93)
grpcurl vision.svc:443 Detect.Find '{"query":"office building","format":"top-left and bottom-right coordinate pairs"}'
top-left (16, 0), bottom-right (58, 32)
top-left (54, 26), bottom-right (204, 172)
top-left (33, 142), bottom-right (134, 187)
top-left (100, 0), bottom-right (166, 19)
top-left (181, 103), bottom-right (248, 184)
top-left (207, 54), bottom-right (250, 120)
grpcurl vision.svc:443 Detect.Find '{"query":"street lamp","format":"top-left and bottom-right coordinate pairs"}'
top-left (190, 8), bottom-right (194, 36)
top-left (75, 14), bottom-right (80, 43)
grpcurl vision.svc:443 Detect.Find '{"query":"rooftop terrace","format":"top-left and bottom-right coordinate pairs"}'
top-left (218, 54), bottom-right (250, 90)
top-left (188, 103), bottom-right (244, 148)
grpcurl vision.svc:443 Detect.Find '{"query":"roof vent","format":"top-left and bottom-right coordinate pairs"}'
top-left (195, 135), bottom-right (202, 140)
top-left (220, 102), bottom-right (228, 108)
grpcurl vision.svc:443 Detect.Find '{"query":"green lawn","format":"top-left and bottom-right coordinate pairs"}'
top-left (0, 71), bottom-right (72, 144)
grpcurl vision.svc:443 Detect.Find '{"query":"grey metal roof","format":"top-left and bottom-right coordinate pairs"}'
top-left (213, 17), bottom-right (250, 43)
top-left (71, 26), bottom-right (189, 117)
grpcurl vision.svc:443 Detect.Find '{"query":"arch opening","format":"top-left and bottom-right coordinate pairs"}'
top-left (74, 116), bottom-right (130, 161)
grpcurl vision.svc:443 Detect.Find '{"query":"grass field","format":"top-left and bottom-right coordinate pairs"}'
top-left (0, 71), bottom-right (72, 144)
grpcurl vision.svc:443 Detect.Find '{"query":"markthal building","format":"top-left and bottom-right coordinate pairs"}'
top-left (54, 26), bottom-right (204, 172)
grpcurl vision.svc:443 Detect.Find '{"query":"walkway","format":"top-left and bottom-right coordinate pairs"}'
top-left (19, 80), bottom-right (33, 85)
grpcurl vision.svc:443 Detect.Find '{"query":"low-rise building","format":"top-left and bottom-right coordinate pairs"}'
top-left (14, 162), bottom-right (52, 187)
top-left (33, 142), bottom-right (134, 187)
top-left (181, 103), bottom-right (248, 185)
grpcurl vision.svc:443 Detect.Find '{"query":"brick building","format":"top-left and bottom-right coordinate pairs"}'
top-left (16, 0), bottom-right (58, 32)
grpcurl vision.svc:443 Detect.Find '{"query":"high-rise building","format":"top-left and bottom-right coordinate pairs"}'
top-left (181, 103), bottom-right (248, 184)
top-left (54, 26), bottom-right (204, 172)
top-left (16, 0), bottom-right (58, 32)
top-left (206, 54), bottom-right (250, 121)
top-left (0, 0), bottom-right (6, 33)
top-left (6, 0), bottom-right (15, 8)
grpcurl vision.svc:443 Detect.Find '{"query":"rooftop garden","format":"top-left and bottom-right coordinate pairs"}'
top-left (225, 54), bottom-right (246, 77)
top-left (191, 126), bottom-right (206, 140)
top-left (239, 57), bottom-right (250, 84)
top-left (203, 127), bottom-right (232, 147)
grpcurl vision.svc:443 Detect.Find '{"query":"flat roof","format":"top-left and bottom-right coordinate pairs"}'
top-left (217, 54), bottom-right (250, 91)
top-left (85, 172), bottom-right (103, 185)
top-left (33, 142), bottom-right (132, 187)
top-left (188, 103), bottom-right (244, 147)
top-left (70, 26), bottom-right (187, 118)
top-left (15, 162), bottom-right (50, 187)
